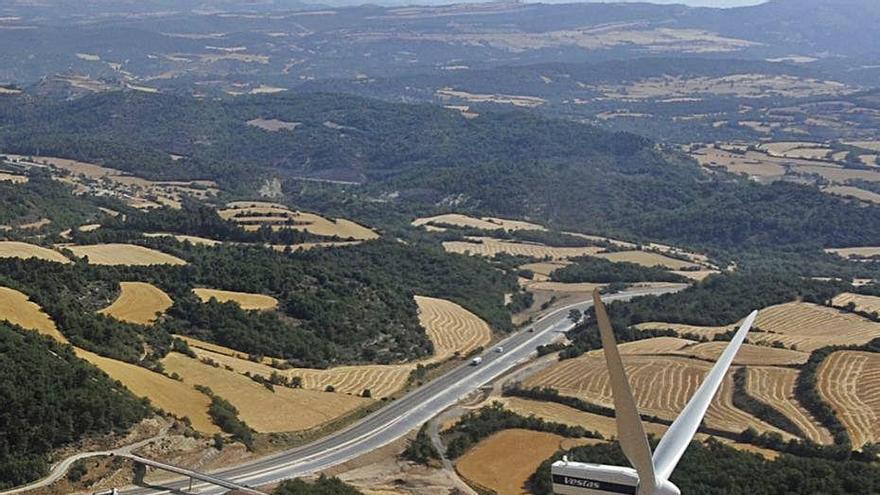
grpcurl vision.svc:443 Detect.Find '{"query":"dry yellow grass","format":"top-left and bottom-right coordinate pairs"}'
top-left (818, 351), bottom-right (880, 447)
top-left (144, 232), bottom-right (221, 246)
top-left (193, 288), bottom-right (279, 311)
top-left (412, 214), bottom-right (545, 232)
top-left (220, 203), bottom-right (378, 240)
top-left (99, 282), bottom-right (173, 325)
top-left (415, 296), bottom-right (492, 362)
top-left (0, 172), bottom-right (28, 183)
top-left (519, 261), bottom-right (571, 282)
top-left (826, 246), bottom-right (880, 259)
top-left (161, 353), bottom-right (371, 433)
top-left (456, 429), bottom-right (589, 495)
top-left (746, 367), bottom-right (833, 445)
top-left (750, 302), bottom-right (880, 351)
top-left (634, 321), bottom-right (734, 339)
top-left (0, 241), bottom-right (71, 264)
top-left (672, 269), bottom-right (719, 281)
top-left (268, 241), bottom-right (363, 252)
top-left (616, 336), bottom-right (695, 355)
top-left (76, 348), bottom-right (217, 433)
top-left (822, 186), bottom-right (880, 204)
top-left (593, 251), bottom-right (699, 270)
top-left (443, 237), bottom-right (603, 260)
top-left (525, 281), bottom-right (605, 293)
top-left (0, 286), bottom-right (68, 343)
top-left (673, 342), bottom-right (809, 366)
top-left (526, 354), bottom-right (792, 438)
top-left (844, 140), bottom-right (880, 152)
top-left (832, 292), bottom-right (880, 315)
top-left (66, 244), bottom-right (187, 266)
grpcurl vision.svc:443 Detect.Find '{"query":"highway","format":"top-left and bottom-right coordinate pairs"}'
top-left (117, 285), bottom-right (684, 495)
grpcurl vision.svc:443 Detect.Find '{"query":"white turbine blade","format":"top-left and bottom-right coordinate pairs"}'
top-left (652, 309), bottom-right (758, 482)
top-left (592, 290), bottom-right (656, 494)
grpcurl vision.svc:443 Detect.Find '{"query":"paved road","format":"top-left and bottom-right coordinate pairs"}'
top-left (114, 286), bottom-right (683, 494)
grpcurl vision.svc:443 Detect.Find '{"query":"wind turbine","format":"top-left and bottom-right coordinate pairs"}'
top-left (552, 290), bottom-right (758, 495)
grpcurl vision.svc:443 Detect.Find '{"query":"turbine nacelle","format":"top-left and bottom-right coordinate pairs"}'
top-left (551, 290), bottom-right (757, 495)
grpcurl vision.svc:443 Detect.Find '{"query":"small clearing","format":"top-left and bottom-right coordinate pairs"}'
top-left (193, 288), bottom-right (279, 311)
top-left (144, 233), bottom-right (221, 246)
top-left (246, 118), bottom-right (300, 132)
top-left (0, 172), bottom-right (28, 183)
top-left (826, 246), bottom-right (880, 259)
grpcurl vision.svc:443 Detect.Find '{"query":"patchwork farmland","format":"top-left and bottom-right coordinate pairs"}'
top-left (99, 282), bottom-right (173, 325)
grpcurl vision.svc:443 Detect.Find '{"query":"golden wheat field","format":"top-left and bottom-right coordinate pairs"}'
top-left (76, 348), bottom-right (218, 433)
top-left (831, 292), bottom-right (880, 315)
top-left (593, 250), bottom-right (699, 270)
top-left (0, 286), bottom-right (68, 343)
top-left (415, 296), bottom-right (492, 362)
top-left (0, 241), bottom-right (71, 263)
top-left (65, 244), bottom-right (187, 266)
top-left (98, 282), bottom-right (173, 325)
top-left (634, 321), bottom-right (734, 339)
top-left (143, 232), bottom-right (222, 246)
top-left (673, 342), bottom-right (809, 366)
top-left (750, 302), bottom-right (880, 351)
top-left (818, 351), bottom-right (880, 448)
top-left (617, 336), bottom-right (695, 355)
top-left (519, 261), bottom-right (571, 281)
top-left (456, 429), bottom-right (593, 495)
top-left (524, 281), bottom-right (605, 293)
top-left (745, 367), bottom-right (833, 445)
top-left (193, 288), bottom-right (279, 311)
top-left (443, 237), bottom-right (603, 260)
top-left (219, 203), bottom-right (378, 240)
top-left (826, 246), bottom-right (880, 259)
top-left (526, 354), bottom-right (792, 438)
top-left (823, 186), bottom-right (880, 204)
top-left (412, 214), bottom-right (545, 232)
top-left (161, 353), bottom-right (371, 432)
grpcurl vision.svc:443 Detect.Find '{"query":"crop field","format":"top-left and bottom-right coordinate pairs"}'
top-left (519, 261), bottom-right (570, 281)
top-left (823, 186), bottom-right (880, 204)
top-left (65, 244), bottom-right (187, 266)
top-left (671, 269), bottom-right (719, 281)
top-left (143, 232), bottom-right (221, 246)
top-left (76, 348), bottom-right (218, 433)
top-left (412, 213), bottom-right (545, 232)
top-left (526, 354), bottom-right (792, 437)
top-left (193, 288), bottom-right (279, 311)
top-left (415, 296), bottom-right (492, 363)
top-left (749, 302), bottom-right (880, 351)
top-left (818, 351), bottom-right (880, 448)
top-left (832, 292), bottom-right (880, 315)
top-left (616, 336), bottom-right (694, 355)
top-left (0, 172), bottom-right (27, 183)
top-left (435, 88), bottom-right (546, 108)
top-left (186, 345), bottom-right (412, 398)
top-left (593, 250), bottom-right (699, 270)
top-left (161, 353), bottom-right (371, 432)
top-left (0, 286), bottom-right (68, 343)
top-left (597, 74), bottom-right (849, 100)
top-left (0, 241), bottom-right (71, 263)
top-left (825, 246), bottom-right (880, 259)
top-left (759, 142), bottom-right (832, 160)
top-left (634, 321), bottom-right (734, 339)
top-left (673, 342), bottom-right (809, 366)
top-left (268, 241), bottom-right (363, 252)
top-left (456, 429), bottom-right (593, 495)
top-left (246, 118), bottom-right (300, 132)
top-left (443, 237), bottom-right (603, 260)
top-left (98, 282), bottom-right (173, 325)
top-left (692, 146), bottom-right (787, 180)
top-left (845, 140), bottom-right (880, 152)
top-left (745, 367), bottom-right (833, 445)
top-left (219, 203), bottom-right (378, 240)
top-left (524, 281), bottom-right (604, 293)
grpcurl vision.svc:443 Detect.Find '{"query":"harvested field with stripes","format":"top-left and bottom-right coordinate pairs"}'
top-left (831, 292), bottom-right (880, 315)
top-left (456, 429), bottom-right (595, 495)
top-left (634, 321), bottom-right (734, 339)
top-left (673, 342), bottom-right (809, 366)
top-left (745, 367), bottom-right (833, 444)
top-left (161, 353), bottom-right (371, 432)
top-left (443, 237), bottom-right (603, 260)
top-left (99, 282), bottom-right (172, 325)
top-left (750, 302), bottom-right (880, 351)
top-left (415, 296), bottom-right (492, 363)
top-left (412, 214), bottom-right (545, 232)
top-left (592, 250), bottom-right (699, 270)
top-left (65, 244), bottom-right (187, 266)
top-left (77, 348), bottom-right (218, 433)
top-left (0, 286), bottom-right (68, 343)
top-left (219, 202), bottom-right (378, 240)
top-left (818, 351), bottom-right (880, 447)
top-left (193, 288), bottom-right (278, 311)
top-left (617, 336), bottom-right (694, 355)
top-left (525, 354), bottom-right (793, 438)
top-left (0, 241), bottom-right (71, 263)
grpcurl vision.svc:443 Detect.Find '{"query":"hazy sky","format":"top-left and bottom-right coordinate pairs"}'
top-left (555, 0), bottom-right (768, 6)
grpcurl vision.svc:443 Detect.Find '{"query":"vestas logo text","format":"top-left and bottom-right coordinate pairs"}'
top-left (563, 477), bottom-right (601, 489)
top-left (551, 474), bottom-right (637, 494)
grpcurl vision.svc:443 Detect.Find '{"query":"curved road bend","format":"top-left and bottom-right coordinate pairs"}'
top-left (118, 285), bottom-right (684, 495)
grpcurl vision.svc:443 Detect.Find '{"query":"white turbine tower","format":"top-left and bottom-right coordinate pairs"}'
top-left (552, 290), bottom-right (758, 495)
